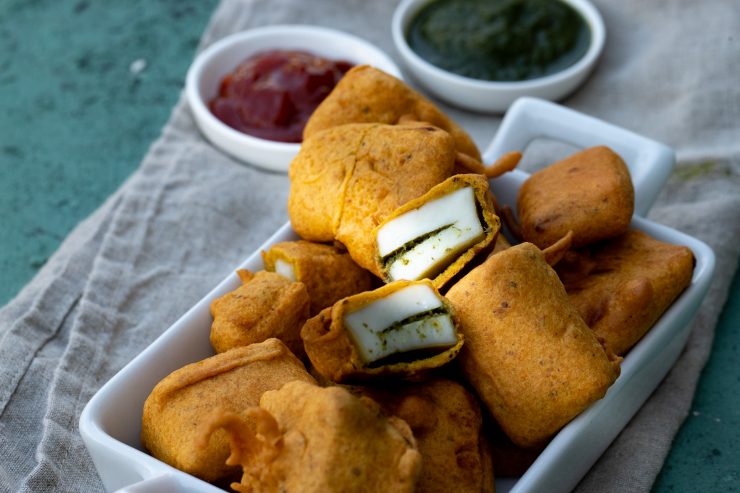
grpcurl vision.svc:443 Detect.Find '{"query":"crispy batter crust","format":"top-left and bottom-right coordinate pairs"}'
top-left (354, 378), bottom-right (494, 493)
top-left (288, 123), bottom-right (367, 242)
top-left (304, 65), bottom-right (481, 161)
top-left (200, 381), bottom-right (422, 493)
top-left (557, 229), bottom-right (695, 355)
top-left (209, 270), bottom-right (310, 357)
top-left (140, 339), bottom-right (315, 483)
top-left (446, 243), bottom-right (620, 447)
top-left (517, 146), bottom-right (634, 248)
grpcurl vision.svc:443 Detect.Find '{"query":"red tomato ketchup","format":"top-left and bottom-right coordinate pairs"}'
top-left (209, 50), bottom-right (353, 143)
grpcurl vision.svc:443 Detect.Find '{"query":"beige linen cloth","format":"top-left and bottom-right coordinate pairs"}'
top-left (1, 0), bottom-right (738, 491)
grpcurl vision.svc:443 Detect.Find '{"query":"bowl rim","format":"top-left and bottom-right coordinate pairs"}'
top-left (391, 0), bottom-right (606, 90)
top-left (185, 24), bottom-right (403, 163)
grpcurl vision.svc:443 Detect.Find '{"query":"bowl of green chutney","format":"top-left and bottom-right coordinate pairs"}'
top-left (392, 0), bottom-right (605, 113)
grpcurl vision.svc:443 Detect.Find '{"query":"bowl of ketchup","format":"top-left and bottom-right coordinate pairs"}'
top-left (186, 25), bottom-right (402, 172)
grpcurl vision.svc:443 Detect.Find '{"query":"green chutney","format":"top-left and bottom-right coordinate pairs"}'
top-left (406, 0), bottom-right (591, 82)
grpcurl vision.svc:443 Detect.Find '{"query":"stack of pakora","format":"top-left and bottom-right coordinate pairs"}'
top-left (140, 66), bottom-right (696, 492)
top-left (512, 146), bottom-right (694, 356)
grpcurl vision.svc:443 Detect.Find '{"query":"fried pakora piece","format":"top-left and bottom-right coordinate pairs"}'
top-left (200, 380), bottom-right (421, 493)
top-left (556, 229), bottom-right (695, 355)
top-left (517, 146), bottom-right (634, 249)
top-left (210, 270), bottom-right (310, 357)
top-left (289, 122), bottom-right (458, 275)
top-left (141, 339), bottom-right (316, 484)
top-left (301, 279), bottom-right (464, 383)
top-left (262, 240), bottom-right (373, 316)
top-left (374, 174), bottom-right (500, 289)
top-left (287, 123), bottom-right (366, 242)
top-left (445, 243), bottom-right (620, 447)
top-left (354, 378), bottom-right (494, 493)
top-left (304, 64), bottom-right (481, 161)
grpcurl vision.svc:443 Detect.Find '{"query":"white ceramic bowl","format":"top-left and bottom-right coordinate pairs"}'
top-left (185, 25), bottom-right (402, 172)
top-left (80, 99), bottom-right (715, 493)
top-left (392, 0), bottom-right (606, 113)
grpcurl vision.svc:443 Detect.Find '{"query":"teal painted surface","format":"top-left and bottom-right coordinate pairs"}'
top-left (653, 269), bottom-right (740, 492)
top-left (0, 0), bottom-right (218, 303)
top-left (0, 1), bottom-right (738, 491)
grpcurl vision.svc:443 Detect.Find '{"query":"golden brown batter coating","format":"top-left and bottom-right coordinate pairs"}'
top-left (209, 270), bottom-right (310, 357)
top-left (556, 229), bottom-right (694, 355)
top-left (289, 122), bottom-right (458, 275)
top-left (304, 64), bottom-right (481, 161)
top-left (199, 380), bottom-right (421, 493)
top-left (445, 243), bottom-right (620, 447)
top-left (336, 122), bottom-right (460, 275)
top-left (140, 339), bottom-right (316, 484)
top-left (301, 280), bottom-right (464, 383)
top-left (517, 146), bottom-right (634, 249)
top-left (261, 240), bottom-right (374, 316)
top-left (355, 378), bottom-right (494, 493)
top-left (287, 123), bottom-right (365, 242)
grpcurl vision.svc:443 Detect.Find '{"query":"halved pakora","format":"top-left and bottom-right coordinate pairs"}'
top-left (445, 242), bottom-right (620, 447)
top-left (301, 279), bottom-right (463, 383)
top-left (517, 146), bottom-right (634, 248)
top-left (262, 240), bottom-right (373, 315)
top-left (199, 380), bottom-right (421, 493)
top-left (374, 174), bottom-right (499, 289)
top-left (556, 229), bottom-right (694, 355)
top-left (141, 339), bottom-right (316, 484)
top-left (209, 270), bottom-right (309, 357)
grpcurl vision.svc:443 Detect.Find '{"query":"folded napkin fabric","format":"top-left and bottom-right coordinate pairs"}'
top-left (0, 0), bottom-right (738, 491)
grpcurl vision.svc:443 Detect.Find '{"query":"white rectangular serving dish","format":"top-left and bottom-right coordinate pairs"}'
top-left (80, 98), bottom-right (716, 493)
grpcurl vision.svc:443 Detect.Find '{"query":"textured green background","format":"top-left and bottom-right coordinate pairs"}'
top-left (0, 0), bottom-right (218, 299)
top-left (0, 0), bottom-right (737, 491)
